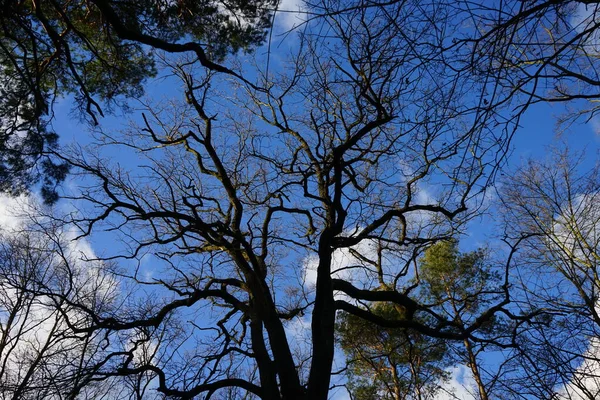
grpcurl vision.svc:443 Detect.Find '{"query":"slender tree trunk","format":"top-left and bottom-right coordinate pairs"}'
top-left (448, 290), bottom-right (489, 400)
top-left (391, 363), bottom-right (402, 400)
top-left (464, 338), bottom-right (488, 400)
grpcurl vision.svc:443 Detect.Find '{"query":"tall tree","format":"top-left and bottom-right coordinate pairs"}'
top-left (49, 1), bottom-right (522, 398)
top-left (336, 239), bottom-right (507, 400)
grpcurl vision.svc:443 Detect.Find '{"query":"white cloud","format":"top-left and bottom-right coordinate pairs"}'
top-left (0, 193), bottom-right (123, 398)
top-left (283, 314), bottom-right (312, 380)
top-left (275, 0), bottom-right (306, 31)
top-left (434, 365), bottom-right (477, 400)
top-left (589, 115), bottom-right (600, 135)
top-left (557, 338), bottom-right (600, 399)
top-left (550, 192), bottom-right (600, 270)
top-left (0, 193), bottom-right (33, 231)
top-left (571, 4), bottom-right (600, 55)
top-left (302, 234), bottom-right (381, 296)
top-left (538, 192), bottom-right (600, 398)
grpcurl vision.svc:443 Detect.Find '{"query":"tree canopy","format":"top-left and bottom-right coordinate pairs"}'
top-left (2, 1), bottom-right (600, 399)
top-left (0, 0), bottom-right (276, 202)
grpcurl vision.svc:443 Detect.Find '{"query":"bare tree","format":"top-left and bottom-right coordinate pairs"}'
top-left (0, 217), bottom-right (121, 399)
top-left (38, 2), bottom-right (530, 399)
top-left (501, 148), bottom-right (600, 399)
top-left (310, 1), bottom-right (600, 128)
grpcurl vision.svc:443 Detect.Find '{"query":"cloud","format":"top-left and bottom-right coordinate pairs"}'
top-left (434, 365), bottom-right (477, 400)
top-left (571, 3), bottom-right (600, 55)
top-left (302, 234), bottom-right (381, 296)
top-left (556, 338), bottom-right (600, 399)
top-left (550, 192), bottom-right (600, 271)
top-left (0, 193), bottom-right (119, 307)
top-left (588, 115), bottom-right (600, 135)
top-left (538, 192), bottom-right (600, 398)
top-left (0, 193), bottom-right (33, 231)
top-left (275, 0), bottom-right (307, 31)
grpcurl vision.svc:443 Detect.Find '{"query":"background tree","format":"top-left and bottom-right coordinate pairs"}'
top-left (419, 239), bottom-right (507, 400)
top-left (336, 239), bottom-right (507, 400)
top-left (0, 218), bottom-right (120, 399)
top-left (337, 302), bottom-right (449, 400)
top-left (502, 149), bottom-right (600, 399)
top-left (338, 239), bottom-right (510, 399)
